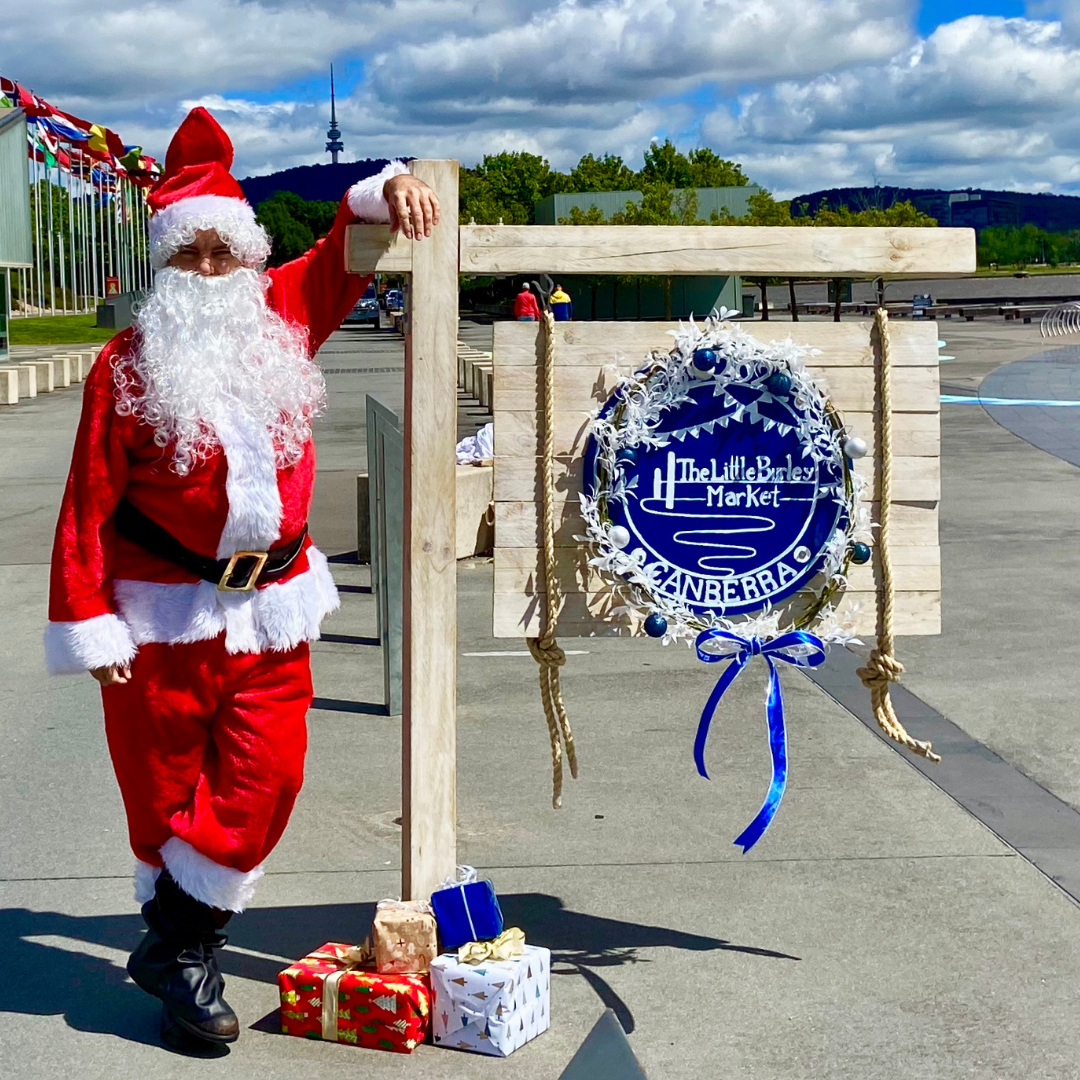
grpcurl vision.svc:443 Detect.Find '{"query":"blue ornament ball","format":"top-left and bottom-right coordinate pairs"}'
top-left (766, 370), bottom-right (793, 396)
top-left (616, 447), bottom-right (637, 466)
top-left (851, 541), bottom-right (872, 565)
top-left (691, 348), bottom-right (718, 372)
top-left (644, 613), bottom-right (668, 638)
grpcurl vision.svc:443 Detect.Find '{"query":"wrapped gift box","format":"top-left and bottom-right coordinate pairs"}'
top-left (278, 942), bottom-right (430, 1053)
top-left (373, 899), bottom-right (438, 974)
top-left (429, 945), bottom-right (551, 1057)
top-left (430, 869), bottom-right (504, 950)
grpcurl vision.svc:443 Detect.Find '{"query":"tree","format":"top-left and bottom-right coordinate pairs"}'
top-left (686, 148), bottom-right (749, 188)
top-left (812, 199), bottom-right (937, 227)
top-left (639, 139), bottom-right (693, 188)
top-left (460, 151), bottom-right (571, 224)
top-left (712, 191), bottom-right (805, 226)
top-left (609, 183), bottom-right (703, 225)
top-left (570, 153), bottom-right (636, 192)
top-left (255, 191), bottom-right (337, 267)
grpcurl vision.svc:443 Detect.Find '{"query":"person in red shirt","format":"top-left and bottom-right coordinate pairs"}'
top-left (514, 282), bottom-right (542, 321)
top-left (45, 107), bottom-right (440, 1050)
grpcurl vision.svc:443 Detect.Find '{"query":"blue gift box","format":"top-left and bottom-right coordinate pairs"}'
top-left (431, 872), bottom-right (504, 950)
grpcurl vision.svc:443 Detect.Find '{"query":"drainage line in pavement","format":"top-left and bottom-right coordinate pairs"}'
top-left (805, 646), bottom-right (1080, 909)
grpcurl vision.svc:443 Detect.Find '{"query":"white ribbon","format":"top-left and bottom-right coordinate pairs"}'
top-left (436, 865), bottom-right (477, 891)
top-left (377, 896), bottom-right (434, 914)
top-left (434, 866), bottom-right (480, 941)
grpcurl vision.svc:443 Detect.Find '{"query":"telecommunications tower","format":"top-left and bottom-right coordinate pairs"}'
top-left (326, 65), bottom-right (344, 164)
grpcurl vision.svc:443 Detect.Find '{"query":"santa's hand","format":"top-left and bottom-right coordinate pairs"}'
top-left (384, 175), bottom-right (440, 241)
top-left (90, 664), bottom-right (132, 686)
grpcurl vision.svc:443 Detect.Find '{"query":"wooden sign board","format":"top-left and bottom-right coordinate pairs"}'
top-left (491, 319), bottom-right (942, 639)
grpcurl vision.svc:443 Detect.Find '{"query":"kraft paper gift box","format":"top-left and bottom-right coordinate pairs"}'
top-left (373, 898), bottom-right (438, 975)
top-left (430, 865), bottom-right (504, 950)
top-left (278, 941), bottom-right (431, 1053)
top-left (429, 941), bottom-right (551, 1057)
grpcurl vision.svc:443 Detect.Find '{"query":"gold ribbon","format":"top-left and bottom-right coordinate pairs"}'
top-left (306, 941), bottom-right (374, 1042)
top-left (457, 926), bottom-right (526, 966)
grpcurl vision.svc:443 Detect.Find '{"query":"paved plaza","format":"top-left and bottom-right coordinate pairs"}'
top-left (3, 317), bottom-right (1080, 1078)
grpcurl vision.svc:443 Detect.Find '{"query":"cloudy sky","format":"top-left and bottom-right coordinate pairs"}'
top-left (4, 0), bottom-right (1080, 197)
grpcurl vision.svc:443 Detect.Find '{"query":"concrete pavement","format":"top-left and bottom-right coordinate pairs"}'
top-left (2, 320), bottom-right (1080, 1077)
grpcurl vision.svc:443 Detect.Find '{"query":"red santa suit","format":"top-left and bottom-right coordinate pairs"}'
top-left (45, 108), bottom-right (408, 913)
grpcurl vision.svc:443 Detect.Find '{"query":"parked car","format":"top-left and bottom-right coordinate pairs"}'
top-left (345, 283), bottom-right (379, 326)
top-left (384, 288), bottom-right (404, 312)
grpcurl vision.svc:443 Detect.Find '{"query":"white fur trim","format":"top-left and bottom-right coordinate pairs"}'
top-left (347, 160), bottom-right (410, 223)
top-left (213, 411), bottom-right (283, 558)
top-left (149, 195), bottom-right (270, 270)
top-left (44, 612), bottom-right (138, 675)
top-left (160, 837), bottom-right (263, 913)
top-left (113, 545), bottom-right (341, 655)
top-left (134, 860), bottom-right (161, 904)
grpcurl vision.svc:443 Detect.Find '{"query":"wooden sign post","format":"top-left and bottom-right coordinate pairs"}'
top-left (347, 161), bottom-right (460, 900)
top-left (346, 178), bottom-right (976, 898)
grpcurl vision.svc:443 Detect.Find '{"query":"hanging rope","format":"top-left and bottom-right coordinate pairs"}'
top-left (528, 309), bottom-right (579, 808)
top-left (856, 308), bottom-right (940, 762)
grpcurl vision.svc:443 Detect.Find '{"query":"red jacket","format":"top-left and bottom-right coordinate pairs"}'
top-left (514, 290), bottom-right (541, 319)
top-left (45, 181), bottom-right (392, 675)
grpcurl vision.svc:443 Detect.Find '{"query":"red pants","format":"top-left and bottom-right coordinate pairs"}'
top-left (103, 637), bottom-right (312, 888)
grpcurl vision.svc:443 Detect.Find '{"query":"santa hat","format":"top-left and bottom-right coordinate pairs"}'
top-left (147, 108), bottom-right (270, 270)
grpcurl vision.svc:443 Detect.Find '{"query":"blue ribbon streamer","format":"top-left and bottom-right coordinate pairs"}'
top-left (694, 628), bottom-right (827, 852)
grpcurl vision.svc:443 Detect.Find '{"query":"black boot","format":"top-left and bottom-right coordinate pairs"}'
top-left (128, 869), bottom-right (240, 1044)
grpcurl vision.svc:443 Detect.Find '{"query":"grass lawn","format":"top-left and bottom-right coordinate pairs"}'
top-left (9, 314), bottom-right (116, 346)
top-left (974, 265), bottom-right (1080, 277)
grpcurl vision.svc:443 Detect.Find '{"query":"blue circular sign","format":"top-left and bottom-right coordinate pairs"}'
top-left (587, 376), bottom-right (849, 620)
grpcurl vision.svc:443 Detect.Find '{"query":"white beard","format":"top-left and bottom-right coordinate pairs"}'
top-left (116, 266), bottom-right (326, 476)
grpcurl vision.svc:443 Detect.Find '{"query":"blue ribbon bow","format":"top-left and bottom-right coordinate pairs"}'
top-left (694, 628), bottom-right (827, 852)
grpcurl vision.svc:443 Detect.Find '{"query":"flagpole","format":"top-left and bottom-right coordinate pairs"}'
top-left (66, 148), bottom-right (77, 313)
top-left (59, 157), bottom-right (69, 315)
top-left (33, 148), bottom-right (44, 316)
top-left (91, 167), bottom-right (100, 307)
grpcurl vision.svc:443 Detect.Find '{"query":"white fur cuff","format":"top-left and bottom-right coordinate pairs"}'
top-left (347, 159), bottom-right (410, 224)
top-left (160, 836), bottom-right (264, 913)
top-left (44, 612), bottom-right (138, 675)
top-left (134, 860), bottom-right (161, 904)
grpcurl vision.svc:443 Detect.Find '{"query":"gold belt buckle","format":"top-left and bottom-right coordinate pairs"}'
top-left (218, 551), bottom-right (269, 592)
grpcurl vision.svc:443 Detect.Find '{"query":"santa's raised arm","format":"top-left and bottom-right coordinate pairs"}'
top-left (43, 107), bottom-right (439, 1048)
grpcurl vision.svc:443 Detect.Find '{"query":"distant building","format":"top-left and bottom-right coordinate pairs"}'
top-left (0, 108), bottom-right (32, 356)
top-left (528, 187), bottom-right (754, 319)
top-left (534, 185), bottom-right (762, 224)
top-left (792, 185), bottom-right (1080, 235)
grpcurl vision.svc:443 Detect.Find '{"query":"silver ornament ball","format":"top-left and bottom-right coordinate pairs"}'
top-left (609, 525), bottom-right (631, 549)
top-left (844, 435), bottom-right (868, 459)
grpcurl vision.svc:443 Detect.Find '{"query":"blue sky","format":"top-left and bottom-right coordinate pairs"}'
top-left (5, 0), bottom-right (1080, 197)
top-left (919, 0), bottom-right (1027, 33)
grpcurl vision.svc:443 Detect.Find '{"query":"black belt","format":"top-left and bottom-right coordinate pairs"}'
top-left (113, 498), bottom-right (308, 593)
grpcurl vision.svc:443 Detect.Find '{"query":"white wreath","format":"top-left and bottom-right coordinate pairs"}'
top-left (579, 312), bottom-right (872, 647)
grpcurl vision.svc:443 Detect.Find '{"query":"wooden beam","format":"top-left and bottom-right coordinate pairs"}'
top-left (460, 225), bottom-right (976, 277)
top-left (401, 160), bottom-right (459, 900)
top-left (493, 319), bottom-right (942, 368)
top-left (344, 224), bottom-right (414, 273)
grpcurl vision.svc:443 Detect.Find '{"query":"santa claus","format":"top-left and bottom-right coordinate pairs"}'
top-left (45, 107), bottom-right (439, 1047)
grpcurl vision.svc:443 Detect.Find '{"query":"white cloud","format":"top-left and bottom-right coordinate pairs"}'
top-left (710, 15), bottom-right (1080, 196)
top-left (4, 2), bottom-right (1080, 196)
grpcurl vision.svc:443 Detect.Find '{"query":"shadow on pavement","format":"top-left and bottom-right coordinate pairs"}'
top-left (0, 893), bottom-right (796, 1043)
